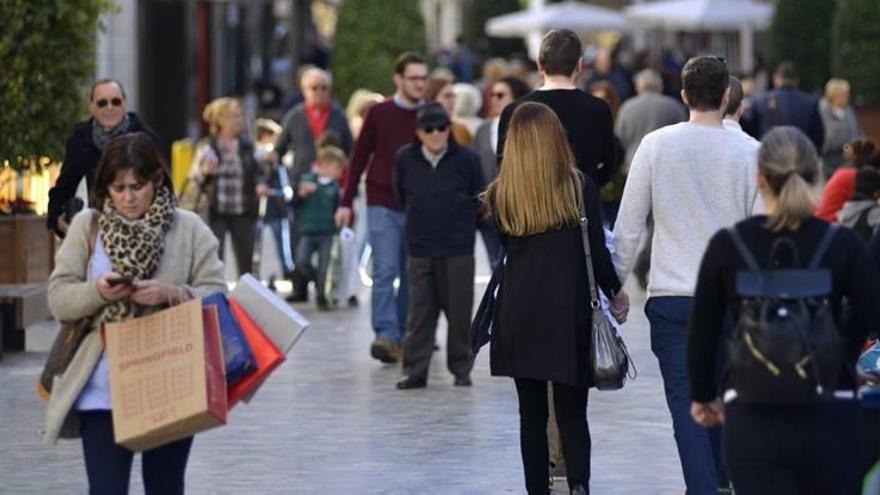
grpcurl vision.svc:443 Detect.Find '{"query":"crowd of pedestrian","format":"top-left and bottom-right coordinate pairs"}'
top-left (42, 27), bottom-right (880, 495)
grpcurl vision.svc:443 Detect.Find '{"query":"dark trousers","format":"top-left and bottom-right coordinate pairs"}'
top-left (724, 401), bottom-right (863, 495)
top-left (514, 378), bottom-right (590, 494)
top-left (209, 213), bottom-right (255, 275)
top-left (402, 255), bottom-right (474, 380)
top-left (79, 411), bottom-right (193, 495)
top-left (646, 297), bottom-right (724, 495)
top-left (295, 234), bottom-right (334, 301)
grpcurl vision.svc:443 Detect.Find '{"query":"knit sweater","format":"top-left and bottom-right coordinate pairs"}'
top-left (340, 98), bottom-right (417, 210)
top-left (612, 122), bottom-right (761, 298)
top-left (44, 208), bottom-right (227, 444)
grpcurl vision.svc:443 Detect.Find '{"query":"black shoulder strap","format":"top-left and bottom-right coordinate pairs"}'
top-left (808, 224), bottom-right (839, 269)
top-left (727, 226), bottom-right (761, 271)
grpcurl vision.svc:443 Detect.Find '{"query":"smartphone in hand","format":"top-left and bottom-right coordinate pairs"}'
top-left (106, 276), bottom-right (133, 287)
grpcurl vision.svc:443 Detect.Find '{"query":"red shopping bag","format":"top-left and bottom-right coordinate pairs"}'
top-left (226, 298), bottom-right (285, 408)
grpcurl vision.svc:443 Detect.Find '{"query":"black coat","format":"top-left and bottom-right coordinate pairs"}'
top-left (490, 177), bottom-right (621, 387)
top-left (393, 139), bottom-right (484, 258)
top-left (47, 112), bottom-right (161, 237)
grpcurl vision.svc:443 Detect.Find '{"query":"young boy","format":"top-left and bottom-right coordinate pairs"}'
top-left (292, 145), bottom-right (345, 309)
top-left (393, 102), bottom-right (484, 389)
top-left (254, 119), bottom-right (296, 285)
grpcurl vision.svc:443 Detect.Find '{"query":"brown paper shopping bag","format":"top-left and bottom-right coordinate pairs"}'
top-left (105, 299), bottom-right (227, 451)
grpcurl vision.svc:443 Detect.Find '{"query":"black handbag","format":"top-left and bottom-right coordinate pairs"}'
top-left (577, 200), bottom-right (634, 390)
top-left (470, 250), bottom-right (504, 354)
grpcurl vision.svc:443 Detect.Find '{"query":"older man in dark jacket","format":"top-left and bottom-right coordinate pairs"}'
top-left (275, 67), bottom-right (353, 182)
top-left (47, 79), bottom-right (161, 237)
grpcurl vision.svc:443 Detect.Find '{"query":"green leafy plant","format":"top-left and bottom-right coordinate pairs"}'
top-left (0, 0), bottom-right (114, 172)
top-left (769, 0), bottom-right (835, 93)
top-left (331, 0), bottom-right (426, 104)
top-left (832, 0), bottom-right (880, 106)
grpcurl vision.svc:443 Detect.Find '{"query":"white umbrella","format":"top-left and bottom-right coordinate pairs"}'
top-left (624, 0), bottom-right (774, 31)
top-left (485, 1), bottom-right (630, 38)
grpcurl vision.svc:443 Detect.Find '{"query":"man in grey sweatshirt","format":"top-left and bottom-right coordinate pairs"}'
top-left (612, 56), bottom-right (761, 495)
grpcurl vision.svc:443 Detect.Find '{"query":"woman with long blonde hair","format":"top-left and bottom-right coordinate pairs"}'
top-left (485, 102), bottom-right (627, 494)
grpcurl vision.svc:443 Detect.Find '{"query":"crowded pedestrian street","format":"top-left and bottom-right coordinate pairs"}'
top-left (0, 244), bottom-right (684, 494)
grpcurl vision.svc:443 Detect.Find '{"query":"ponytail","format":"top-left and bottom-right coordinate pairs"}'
top-left (758, 127), bottom-right (819, 232)
top-left (766, 173), bottom-right (814, 231)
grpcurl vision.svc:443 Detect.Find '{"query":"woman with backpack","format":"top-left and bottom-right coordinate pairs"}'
top-left (687, 126), bottom-right (880, 494)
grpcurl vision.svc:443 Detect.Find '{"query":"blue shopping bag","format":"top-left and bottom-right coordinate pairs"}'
top-left (203, 292), bottom-right (256, 386)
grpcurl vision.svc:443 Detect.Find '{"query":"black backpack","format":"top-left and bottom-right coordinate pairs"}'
top-left (726, 224), bottom-right (844, 404)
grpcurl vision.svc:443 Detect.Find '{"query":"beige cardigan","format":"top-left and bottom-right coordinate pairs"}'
top-left (44, 208), bottom-right (227, 444)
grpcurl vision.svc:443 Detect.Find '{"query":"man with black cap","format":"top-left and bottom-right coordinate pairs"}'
top-left (392, 102), bottom-right (484, 389)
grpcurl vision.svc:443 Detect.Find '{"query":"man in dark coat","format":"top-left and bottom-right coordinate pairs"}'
top-left (747, 62), bottom-right (825, 150)
top-left (47, 79), bottom-right (161, 237)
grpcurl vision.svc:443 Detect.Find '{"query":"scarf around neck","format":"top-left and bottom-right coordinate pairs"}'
top-left (92, 113), bottom-right (131, 150)
top-left (97, 186), bottom-right (175, 324)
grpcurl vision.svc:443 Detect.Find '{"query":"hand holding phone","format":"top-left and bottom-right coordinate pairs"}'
top-left (106, 275), bottom-right (133, 287)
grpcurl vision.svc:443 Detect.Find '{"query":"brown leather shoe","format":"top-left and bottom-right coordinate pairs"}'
top-left (370, 339), bottom-right (400, 363)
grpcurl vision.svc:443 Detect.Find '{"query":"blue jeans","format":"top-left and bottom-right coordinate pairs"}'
top-left (266, 216), bottom-right (295, 275)
top-left (79, 411), bottom-right (193, 495)
top-left (367, 206), bottom-right (408, 342)
top-left (645, 297), bottom-right (724, 495)
top-left (295, 234), bottom-right (334, 300)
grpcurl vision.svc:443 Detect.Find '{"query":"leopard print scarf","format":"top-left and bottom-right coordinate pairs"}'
top-left (97, 186), bottom-right (175, 324)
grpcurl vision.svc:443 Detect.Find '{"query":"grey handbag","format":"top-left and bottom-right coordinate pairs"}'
top-left (577, 199), bottom-right (634, 390)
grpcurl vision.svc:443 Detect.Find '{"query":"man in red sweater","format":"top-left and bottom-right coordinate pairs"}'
top-left (335, 52), bottom-right (427, 363)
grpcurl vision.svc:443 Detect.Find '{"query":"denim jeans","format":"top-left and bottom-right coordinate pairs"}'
top-left (79, 411), bottom-right (193, 495)
top-left (295, 234), bottom-right (334, 300)
top-left (645, 296), bottom-right (723, 495)
top-left (265, 216), bottom-right (295, 275)
top-left (367, 206), bottom-right (408, 342)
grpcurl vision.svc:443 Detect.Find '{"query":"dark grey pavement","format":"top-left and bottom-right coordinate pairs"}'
top-left (0, 239), bottom-right (685, 494)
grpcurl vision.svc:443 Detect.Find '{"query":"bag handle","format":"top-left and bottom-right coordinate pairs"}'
top-left (88, 209), bottom-right (100, 256)
top-left (727, 227), bottom-right (761, 271)
top-left (767, 237), bottom-right (803, 268)
top-left (808, 224), bottom-right (838, 269)
top-left (576, 181), bottom-right (600, 309)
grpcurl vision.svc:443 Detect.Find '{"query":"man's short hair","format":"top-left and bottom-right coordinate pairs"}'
top-left (538, 29), bottom-right (582, 77)
top-left (300, 67), bottom-right (332, 88)
top-left (774, 62), bottom-right (798, 86)
top-left (90, 78), bottom-right (126, 101)
top-left (724, 76), bottom-right (744, 117)
top-left (681, 56), bottom-right (729, 111)
top-left (394, 52), bottom-right (427, 75)
top-left (635, 69), bottom-right (663, 93)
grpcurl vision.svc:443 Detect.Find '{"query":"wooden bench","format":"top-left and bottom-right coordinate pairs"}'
top-left (0, 284), bottom-right (50, 360)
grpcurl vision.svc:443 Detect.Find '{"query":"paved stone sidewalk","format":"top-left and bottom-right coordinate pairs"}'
top-left (0, 241), bottom-right (685, 494)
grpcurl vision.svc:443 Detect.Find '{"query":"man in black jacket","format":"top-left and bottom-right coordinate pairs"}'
top-left (47, 79), bottom-right (161, 237)
top-left (393, 103), bottom-right (484, 390)
top-left (746, 62), bottom-right (825, 151)
top-left (497, 29), bottom-right (617, 187)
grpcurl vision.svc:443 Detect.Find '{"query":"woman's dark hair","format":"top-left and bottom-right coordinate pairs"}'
top-left (845, 138), bottom-right (878, 169)
top-left (92, 132), bottom-right (174, 210)
top-left (497, 75), bottom-right (531, 100)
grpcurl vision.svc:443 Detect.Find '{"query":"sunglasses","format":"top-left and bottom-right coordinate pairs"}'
top-left (491, 92), bottom-right (510, 100)
top-left (310, 85), bottom-right (328, 91)
top-left (96, 97), bottom-right (123, 108)
top-left (420, 125), bottom-right (449, 134)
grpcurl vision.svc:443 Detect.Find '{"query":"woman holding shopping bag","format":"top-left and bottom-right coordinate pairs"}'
top-left (484, 102), bottom-right (629, 494)
top-left (45, 132), bottom-right (226, 494)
